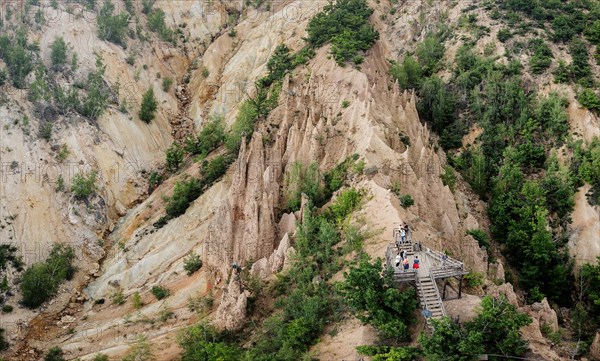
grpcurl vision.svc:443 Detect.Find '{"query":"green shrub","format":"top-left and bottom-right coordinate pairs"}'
top-left (139, 88), bottom-right (158, 123)
top-left (536, 92), bottom-right (569, 140)
top-left (542, 156), bottom-right (575, 223)
top-left (71, 53), bottom-right (78, 71)
top-left (399, 194), bottom-right (414, 208)
top-left (164, 177), bottom-right (201, 218)
top-left (225, 101), bottom-right (257, 154)
top-left (44, 347), bottom-right (66, 361)
top-left (183, 252), bottom-right (202, 275)
top-left (184, 115), bottom-right (225, 156)
top-left (179, 323), bottom-right (240, 361)
top-left (339, 258), bottom-right (417, 342)
top-left (258, 44), bottom-right (292, 88)
top-left (440, 165), bottom-right (456, 191)
top-left (187, 293), bottom-right (213, 314)
top-left (464, 272), bottom-right (484, 287)
top-left (356, 345), bottom-right (422, 361)
top-left (2, 37), bottom-right (33, 88)
top-left (420, 296), bottom-right (531, 359)
top-left (141, 0), bottom-right (154, 13)
top-left (416, 33), bottom-right (446, 75)
top-left (528, 38), bottom-right (553, 74)
top-left (148, 171), bottom-right (162, 190)
top-left (122, 335), bottom-right (154, 361)
top-left (158, 306), bottom-right (174, 322)
top-left (552, 60), bottom-right (570, 83)
top-left (1, 305), bottom-right (13, 313)
top-left (55, 175), bottom-right (65, 192)
top-left (57, 144), bottom-right (69, 163)
top-left (20, 244), bottom-right (75, 308)
top-left (577, 88), bottom-right (600, 112)
top-left (552, 14), bottom-right (576, 42)
top-left (92, 354), bottom-right (109, 361)
top-left (0, 328), bottom-right (8, 351)
top-left (39, 122), bottom-right (52, 141)
top-left (71, 170), bottom-right (97, 200)
top-left (418, 76), bottom-right (459, 148)
top-left (201, 155), bottom-right (228, 184)
top-left (29, 65), bottom-right (52, 103)
top-left (147, 8), bottom-right (174, 42)
top-left (284, 162), bottom-right (322, 211)
top-left (78, 56), bottom-right (110, 119)
top-left (569, 38), bottom-right (592, 86)
top-left (466, 229), bottom-right (490, 251)
top-left (132, 292), bottom-right (142, 309)
top-left (1, 274), bottom-right (8, 292)
top-left (305, 0), bottom-right (379, 66)
top-left (50, 37), bottom-right (68, 67)
top-left (161, 77), bottom-right (173, 92)
top-left (328, 188), bottom-right (363, 224)
top-left (497, 28), bottom-right (512, 42)
top-left (391, 55), bottom-right (422, 89)
top-left (151, 285), bottom-right (170, 300)
top-left (97, 0), bottom-right (129, 47)
top-left (0, 68), bottom-right (7, 86)
top-left (111, 289), bottom-right (125, 305)
top-left (165, 142), bottom-right (184, 172)
top-left (341, 99), bottom-right (350, 108)
top-left (0, 244), bottom-right (22, 271)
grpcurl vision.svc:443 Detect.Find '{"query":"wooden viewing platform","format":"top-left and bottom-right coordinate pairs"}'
top-left (385, 229), bottom-right (469, 328)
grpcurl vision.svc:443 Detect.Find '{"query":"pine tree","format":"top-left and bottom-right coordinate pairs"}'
top-left (50, 37), bottom-right (67, 67)
top-left (139, 87), bottom-right (158, 123)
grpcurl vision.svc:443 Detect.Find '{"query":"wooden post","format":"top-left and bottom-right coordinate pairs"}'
top-left (442, 279), bottom-right (447, 300)
top-left (458, 275), bottom-right (463, 299)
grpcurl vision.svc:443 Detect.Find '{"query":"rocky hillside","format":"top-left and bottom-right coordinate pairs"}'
top-left (0, 0), bottom-right (599, 360)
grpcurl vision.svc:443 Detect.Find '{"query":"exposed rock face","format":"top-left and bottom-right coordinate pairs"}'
top-left (568, 184), bottom-right (600, 267)
top-left (206, 132), bottom-right (281, 277)
top-left (522, 298), bottom-right (559, 332)
top-left (270, 233), bottom-right (291, 274)
top-left (487, 283), bottom-right (519, 306)
top-left (590, 332), bottom-right (600, 361)
top-left (491, 260), bottom-right (505, 283)
top-left (519, 317), bottom-right (562, 361)
top-left (214, 272), bottom-right (247, 331)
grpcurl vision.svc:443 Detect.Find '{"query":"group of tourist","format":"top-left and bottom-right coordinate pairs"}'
top-left (394, 222), bottom-right (419, 270)
top-left (395, 252), bottom-right (419, 270)
top-left (395, 223), bottom-right (411, 246)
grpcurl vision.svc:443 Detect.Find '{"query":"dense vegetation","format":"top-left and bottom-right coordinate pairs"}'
top-left (0, 244), bottom-right (24, 272)
top-left (97, 0), bottom-right (130, 47)
top-left (178, 184), bottom-right (369, 360)
top-left (284, 154), bottom-right (364, 211)
top-left (339, 258), bottom-right (416, 342)
top-left (393, 24), bottom-right (576, 304)
top-left (0, 29), bottom-right (34, 88)
top-left (419, 296), bottom-right (531, 360)
top-left (306, 0), bottom-right (379, 66)
top-left (387, 1), bottom-right (600, 356)
top-left (20, 244), bottom-right (75, 308)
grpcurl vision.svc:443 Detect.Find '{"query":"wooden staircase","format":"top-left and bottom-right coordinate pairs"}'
top-left (416, 275), bottom-right (446, 321)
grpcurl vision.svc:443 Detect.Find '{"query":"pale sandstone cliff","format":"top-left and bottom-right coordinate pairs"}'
top-left (3, 0), bottom-right (598, 360)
